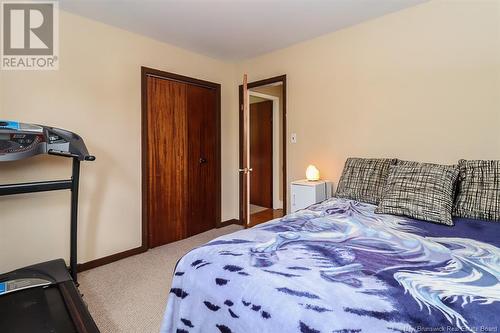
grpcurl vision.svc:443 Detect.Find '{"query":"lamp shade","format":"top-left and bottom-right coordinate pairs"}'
top-left (305, 165), bottom-right (320, 181)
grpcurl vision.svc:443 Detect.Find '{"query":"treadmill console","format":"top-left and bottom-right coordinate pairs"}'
top-left (0, 121), bottom-right (99, 332)
top-left (0, 121), bottom-right (95, 162)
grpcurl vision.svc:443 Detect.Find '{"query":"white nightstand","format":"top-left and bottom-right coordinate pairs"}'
top-left (291, 179), bottom-right (333, 213)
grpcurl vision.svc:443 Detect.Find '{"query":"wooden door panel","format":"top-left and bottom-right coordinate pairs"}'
top-left (147, 77), bottom-right (188, 247)
top-left (250, 100), bottom-right (273, 208)
top-left (187, 85), bottom-right (218, 236)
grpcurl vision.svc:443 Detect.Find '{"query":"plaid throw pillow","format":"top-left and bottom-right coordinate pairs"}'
top-left (453, 160), bottom-right (500, 221)
top-left (375, 163), bottom-right (459, 226)
top-left (397, 160), bottom-right (427, 166)
top-left (335, 158), bottom-right (396, 204)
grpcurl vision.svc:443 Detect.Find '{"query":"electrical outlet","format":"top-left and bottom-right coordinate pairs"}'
top-left (291, 133), bottom-right (297, 143)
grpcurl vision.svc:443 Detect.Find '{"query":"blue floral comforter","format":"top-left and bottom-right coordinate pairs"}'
top-left (161, 198), bottom-right (500, 333)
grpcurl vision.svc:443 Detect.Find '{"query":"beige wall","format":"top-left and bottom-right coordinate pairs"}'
top-left (236, 0), bottom-right (500, 211)
top-left (0, 11), bottom-right (239, 272)
top-left (1, 0), bottom-right (499, 273)
top-left (249, 96), bottom-right (268, 103)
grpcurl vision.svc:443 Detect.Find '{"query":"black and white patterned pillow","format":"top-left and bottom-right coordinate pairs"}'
top-left (397, 160), bottom-right (426, 166)
top-left (375, 163), bottom-right (459, 226)
top-left (335, 158), bottom-right (396, 205)
top-left (453, 160), bottom-right (500, 221)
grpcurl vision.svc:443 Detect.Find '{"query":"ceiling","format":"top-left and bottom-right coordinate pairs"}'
top-left (60, 0), bottom-right (428, 61)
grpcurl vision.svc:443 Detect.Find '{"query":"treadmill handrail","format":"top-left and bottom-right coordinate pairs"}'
top-left (48, 149), bottom-right (96, 161)
top-left (0, 179), bottom-right (72, 196)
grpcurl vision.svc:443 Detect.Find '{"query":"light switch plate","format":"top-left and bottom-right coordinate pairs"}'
top-left (291, 133), bottom-right (297, 143)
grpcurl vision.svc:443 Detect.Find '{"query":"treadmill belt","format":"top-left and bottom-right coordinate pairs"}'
top-left (0, 285), bottom-right (76, 333)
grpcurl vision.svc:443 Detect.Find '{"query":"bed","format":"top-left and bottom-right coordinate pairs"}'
top-left (161, 198), bottom-right (500, 333)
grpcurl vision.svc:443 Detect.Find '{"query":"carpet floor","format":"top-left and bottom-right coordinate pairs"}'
top-left (78, 224), bottom-right (243, 333)
top-left (250, 204), bottom-right (268, 214)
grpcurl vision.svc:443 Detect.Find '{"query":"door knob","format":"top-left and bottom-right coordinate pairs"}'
top-left (199, 157), bottom-right (207, 164)
top-left (238, 167), bottom-right (253, 173)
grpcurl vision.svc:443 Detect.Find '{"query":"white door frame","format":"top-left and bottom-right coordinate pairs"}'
top-left (249, 90), bottom-right (282, 210)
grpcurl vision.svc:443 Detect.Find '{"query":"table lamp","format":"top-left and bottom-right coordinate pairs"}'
top-left (306, 165), bottom-right (320, 181)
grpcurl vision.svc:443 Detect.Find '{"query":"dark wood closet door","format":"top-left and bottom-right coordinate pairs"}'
top-left (146, 77), bottom-right (188, 247)
top-left (187, 85), bottom-right (218, 236)
top-left (250, 100), bottom-right (273, 208)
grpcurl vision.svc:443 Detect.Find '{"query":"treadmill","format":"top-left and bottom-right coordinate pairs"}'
top-left (0, 121), bottom-right (99, 333)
